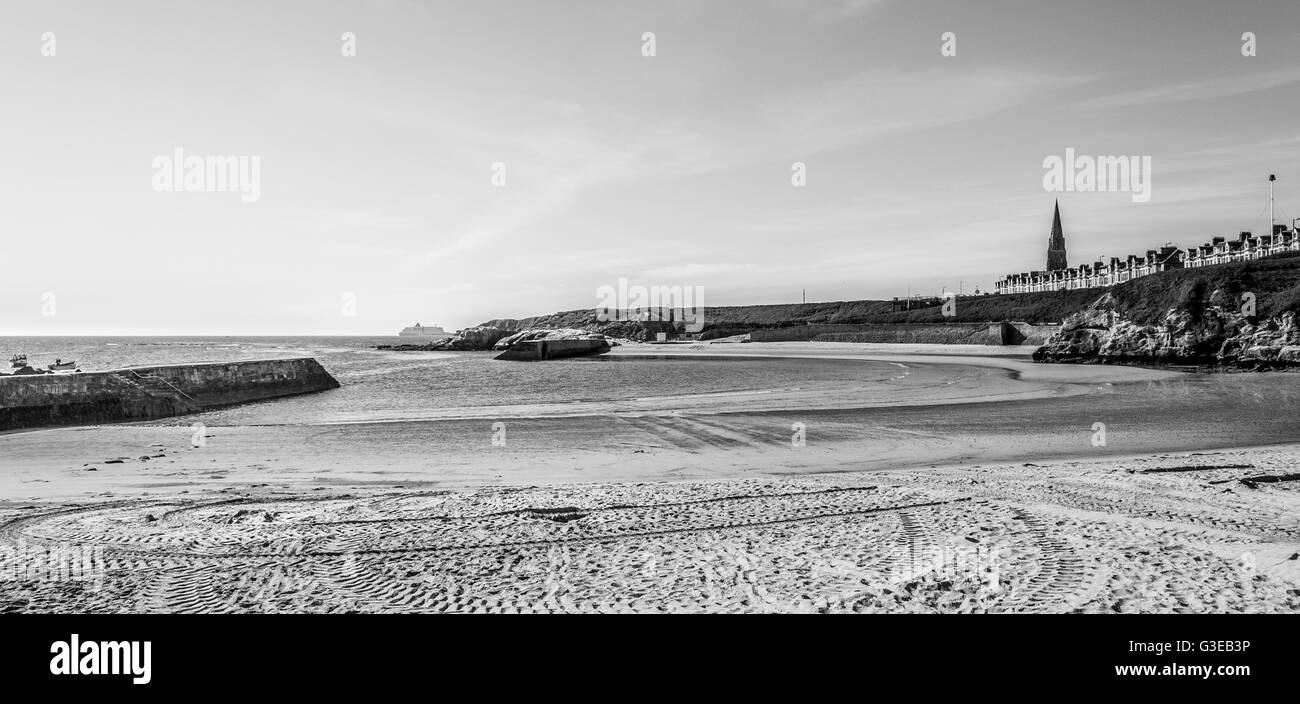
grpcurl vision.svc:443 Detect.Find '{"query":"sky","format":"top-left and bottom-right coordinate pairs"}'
top-left (2, 0), bottom-right (1299, 335)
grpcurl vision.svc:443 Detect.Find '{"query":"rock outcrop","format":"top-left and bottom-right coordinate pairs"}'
top-left (379, 254), bottom-right (1300, 357)
top-left (377, 326), bottom-right (617, 357)
top-left (1033, 291), bottom-right (1300, 368)
top-left (376, 325), bottom-right (516, 352)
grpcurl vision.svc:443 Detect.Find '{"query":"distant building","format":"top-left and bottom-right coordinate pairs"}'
top-left (398, 322), bottom-right (452, 338)
top-left (997, 178), bottom-right (1300, 295)
top-left (890, 296), bottom-right (944, 312)
top-left (994, 203), bottom-right (1183, 294)
top-left (1183, 226), bottom-right (1299, 268)
top-left (1046, 200), bottom-right (1068, 271)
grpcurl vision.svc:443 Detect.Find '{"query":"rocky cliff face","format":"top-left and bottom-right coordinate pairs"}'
top-left (433, 325), bottom-right (517, 351)
top-left (377, 325), bottom-right (516, 352)
top-left (1033, 291), bottom-right (1300, 368)
top-left (377, 324), bottom-right (624, 353)
top-left (378, 313), bottom-right (678, 351)
top-left (481, 313), bottom-right (679, 342)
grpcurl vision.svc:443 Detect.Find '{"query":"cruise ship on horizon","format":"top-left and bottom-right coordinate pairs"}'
top-left (397, 322), bottom-right (452, 338)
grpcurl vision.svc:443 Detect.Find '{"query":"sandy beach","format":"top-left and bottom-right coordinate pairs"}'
top-left (2, 342), bottom-right (1298, 613)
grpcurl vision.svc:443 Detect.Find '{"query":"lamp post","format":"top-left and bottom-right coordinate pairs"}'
top-left (1269, 174), bottom-right (1276, 237)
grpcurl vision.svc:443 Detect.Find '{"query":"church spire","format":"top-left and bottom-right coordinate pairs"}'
top-left (1046, 200), bottom-right (1068, 270)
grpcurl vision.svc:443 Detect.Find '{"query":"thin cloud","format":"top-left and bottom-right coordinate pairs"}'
top-left (770, 0), bottom-right (891, 22)
top-left (1075, 66), bottom-right (1300, 111)
top-left (757, 67), bottom-right (1098, 159)
top-left (643, 262), bottom-right (755, 279)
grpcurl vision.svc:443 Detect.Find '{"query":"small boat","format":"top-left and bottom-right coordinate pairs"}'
top-left (47, 359), bottom-right (78, 371)
top-left (9, 354), bottom-right (27, 368)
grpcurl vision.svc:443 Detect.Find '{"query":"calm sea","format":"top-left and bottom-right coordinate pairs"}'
top-left (0, 336), bottom-right (896, 425)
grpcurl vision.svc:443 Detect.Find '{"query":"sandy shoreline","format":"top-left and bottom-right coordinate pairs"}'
top-left (607, 340), bottom-right (1188, 385)
top-left (2, 446), bottom-right (1296, 613)
top-left (3, 342), bottom-right (1296, 499)
top-left (2, 342), bottom-right (1298, 613)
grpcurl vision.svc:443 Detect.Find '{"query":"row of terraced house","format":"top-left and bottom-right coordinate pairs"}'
top-left (995, 244), bottom-right (1185, 294)
top-left (1182, 225), bottom-right (1300, 268)
top-left (994, 200), bottom-right (1300, 295)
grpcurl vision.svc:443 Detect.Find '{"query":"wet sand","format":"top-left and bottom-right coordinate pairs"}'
top-left (2, 342), bottom-right (1298, 612)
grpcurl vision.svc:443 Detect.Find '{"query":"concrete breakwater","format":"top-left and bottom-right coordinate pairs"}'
top-left (0, 358), bottom-right (339, 431)
top-left (491, 328), bottom-right (612, 361)
top-left (494, 338), bottom-right (610, 361)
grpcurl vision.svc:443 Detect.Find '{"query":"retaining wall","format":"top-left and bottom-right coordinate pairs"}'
top-left (751, 322), bottom-right (1061, 345)
top-left (751, 323), bottom-right (1000, 344)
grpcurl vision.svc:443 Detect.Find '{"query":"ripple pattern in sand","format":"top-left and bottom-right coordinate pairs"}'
top-left (2, 460), bottom-right (1297, 613)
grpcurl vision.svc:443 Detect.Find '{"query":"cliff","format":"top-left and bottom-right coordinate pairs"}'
top-left (377, 254), bottom-right (1300, 355)
top-left (472, 292), bottom-right (1103, 334)
top-left (1033, 252), bottom-right (1300, 367)
top-left (377, 291), bottom-right (1103, 352)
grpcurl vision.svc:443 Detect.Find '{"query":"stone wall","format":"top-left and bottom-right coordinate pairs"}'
top-left (751, 323), bottom-right (1001, 345)
top-left (748, 324), bottom-right (894, 342)
top-left (749, 322), bottom-right (1062, 345)
top-left (0, 358), bottom-right (339, 431)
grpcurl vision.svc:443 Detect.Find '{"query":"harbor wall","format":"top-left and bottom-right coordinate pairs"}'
top-left (0, 358), bottom-right (339, 431)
